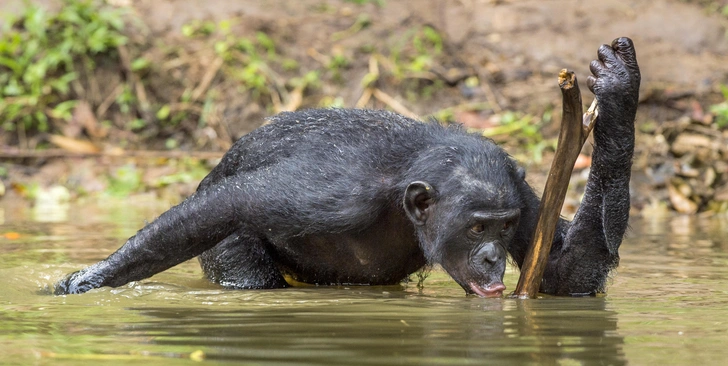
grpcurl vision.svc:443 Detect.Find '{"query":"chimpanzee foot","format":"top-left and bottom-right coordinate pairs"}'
top-left (199, 229), bottom-right (290, 289)
top-left (586, 37), bottom-right (641, 105)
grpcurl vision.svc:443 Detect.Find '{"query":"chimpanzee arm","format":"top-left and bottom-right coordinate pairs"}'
top-left (54, 181), bottom-right (245, 295)
top-left (540, 38), bottom-right (640, 295)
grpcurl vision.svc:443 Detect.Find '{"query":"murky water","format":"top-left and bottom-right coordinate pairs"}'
top-left (1, 199), bottom-right (728, 365)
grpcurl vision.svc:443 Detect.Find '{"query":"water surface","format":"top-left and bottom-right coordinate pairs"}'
top-left (1, 200), bottom-right (728, 365)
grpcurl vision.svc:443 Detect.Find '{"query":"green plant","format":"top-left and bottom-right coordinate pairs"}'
top-left (481, 111), bottom-right (555, 163)
top-left (710, 85), bottom-right (728, 128)
top-left (181, 19), bottom-right (216, 37)
top-left (382, 25), bottom-right (446, 100)
top-left (331, 13), bottom-right (371, 41)
top-left (186, 20), bottom-right (279, 99)
top-left (389, 26), bottom-right (443, 78)
top-left (327, 53), bottom-right (349, 82)
top-left (344, 0), bottom-right (385, 6)
top-left (408, 26), bottom-right (442, 71)
top-left (0, 0), bottom-right (127, 133)
top-left (106, 164), bottom-right (141, 197)
top-left (181, 18), bottom-right (320, 111)
top-left (150, 158), bottom-right (209, 188)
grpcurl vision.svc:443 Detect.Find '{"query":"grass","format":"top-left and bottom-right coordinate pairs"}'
top-left (0, 0), bottom-right (127, 134)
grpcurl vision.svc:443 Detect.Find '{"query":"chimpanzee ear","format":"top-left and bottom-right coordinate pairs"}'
top-left (404, 181), bottom-right (435, 226)
top-left (516, 166), bottom-right (526, 180)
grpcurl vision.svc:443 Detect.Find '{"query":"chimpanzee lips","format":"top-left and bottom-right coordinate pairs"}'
top-left (469, 281), bottom-right (506, 298)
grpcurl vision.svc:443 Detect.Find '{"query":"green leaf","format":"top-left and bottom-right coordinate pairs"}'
top-left (720, 85), bottom-right (728, 101)
top-left (181, 24), bottom-right (194, 37)
top-left (50, 100), bottom-right (78, 121)
top-left (131, 57), bottom-right (150, 71)
top-left (0, 56), bottom-right (21, 74)
top-left (214, 40), bottom-right (229, 55)
top-left (256, 32), bottom-right (276, 57)
top-left (129, 119), bottom-right (146, 130)
top-left (237, 38), bottom-right (255, 54)
top-left (49, 74), bottom-right (74, 95)
top-left (156, 105), bottom-right (171, 120)
top-left (34, 111), bottom-right (48, 131)
top-left (282, 58), bottom-right (299, 71)
top-left (23, 6), bottom-right (48, 37)
top-left (3, 79), bottom-right (23, 96)
top-left (107, 165), bottom-right (142, 196)
top-left (218, 19), bottom-right (232, 34)
top-left (165, 138), bottom-right (178, 150)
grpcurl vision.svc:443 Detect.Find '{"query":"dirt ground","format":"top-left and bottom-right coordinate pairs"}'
top-left (129, 0), bottom-right (728, 112)
top-left (1, 0), bottom-right (728, 215)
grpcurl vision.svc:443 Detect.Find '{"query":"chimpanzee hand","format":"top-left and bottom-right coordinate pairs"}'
top-left (54, 263), bottom-right (108, 295)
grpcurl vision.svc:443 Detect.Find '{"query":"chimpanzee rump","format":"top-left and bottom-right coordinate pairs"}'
top-left (55, 38), bottom-right (640, 297)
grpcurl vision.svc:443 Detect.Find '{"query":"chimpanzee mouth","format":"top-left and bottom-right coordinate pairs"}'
top-left (468, 281), bottom-right (506, 298)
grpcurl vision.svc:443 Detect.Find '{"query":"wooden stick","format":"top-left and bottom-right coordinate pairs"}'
top-left (512, 69), bottom-right (598, 299)
top-left (371, 88), bottom-right (420, 120)
top-left (191, 56), bottom-right (224, 102)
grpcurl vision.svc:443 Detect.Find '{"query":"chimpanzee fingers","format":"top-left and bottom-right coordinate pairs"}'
top-left (588, 60), bottom-right (605, 94)
top-left (589, 59), bottom-right (604, 78)
top-left (611, 37), bottom-right (639, 71)
top-left (597, 43), bottom-right (621, 69)
top-left (586, 75), bottom-right (597, 94)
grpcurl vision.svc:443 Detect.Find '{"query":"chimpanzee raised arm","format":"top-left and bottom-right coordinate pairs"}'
top-left (54, 38), bottom-right (639, 297)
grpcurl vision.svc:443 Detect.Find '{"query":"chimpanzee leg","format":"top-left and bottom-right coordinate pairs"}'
top-left (199, 228), bottom-right (288, 289)
top-left (540, 37), bottom-right (640, 295)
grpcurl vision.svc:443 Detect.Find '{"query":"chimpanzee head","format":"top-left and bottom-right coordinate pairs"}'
top-left (403, 144), bottom-right (524, 297)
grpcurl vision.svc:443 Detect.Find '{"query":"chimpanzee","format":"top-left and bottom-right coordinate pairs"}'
top-left (54, 38), bottom-right (640, 297)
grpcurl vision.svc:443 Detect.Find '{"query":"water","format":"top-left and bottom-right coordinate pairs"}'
top-left (2, 199), bottom-right (728, 365)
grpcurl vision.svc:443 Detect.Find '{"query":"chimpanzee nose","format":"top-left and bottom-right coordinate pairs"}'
top-left (482, 242), bottom-right (502, 265)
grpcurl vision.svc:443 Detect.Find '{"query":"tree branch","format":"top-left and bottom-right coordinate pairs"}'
top-left (512, 69), bottom-right (598, 299)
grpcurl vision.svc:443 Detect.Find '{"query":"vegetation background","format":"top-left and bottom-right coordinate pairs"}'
top-left (1, 0), bottom-right (728, 217)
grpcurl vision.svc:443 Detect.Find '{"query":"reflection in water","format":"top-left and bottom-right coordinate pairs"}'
top-left (123, 292), bottom-right (623, 365)
top-left (32, 186), bottom-right (71, 223)
top-left (2, 202), bottom-right (728, 364)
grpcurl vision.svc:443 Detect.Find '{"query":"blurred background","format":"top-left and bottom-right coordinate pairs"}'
top-left (1, 0), bottom-right (728, 217)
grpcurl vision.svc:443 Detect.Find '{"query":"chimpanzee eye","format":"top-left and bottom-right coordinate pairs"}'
top-left (501, 220), bottom-right (514, 233)
top-left (471, 224), bottom-right (485, 234)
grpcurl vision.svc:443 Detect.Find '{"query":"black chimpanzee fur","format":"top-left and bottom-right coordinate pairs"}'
top-left (54, 38), bottom-right (640, 297)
